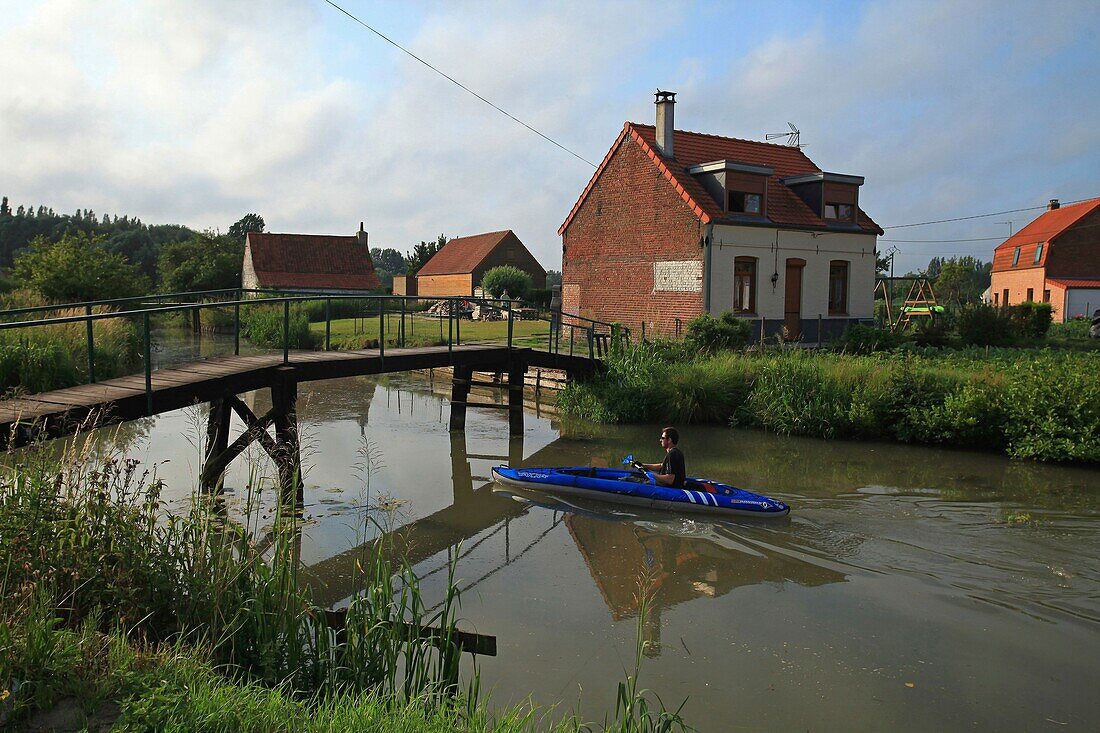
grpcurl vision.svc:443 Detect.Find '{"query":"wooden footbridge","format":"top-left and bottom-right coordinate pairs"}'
top-left (0, 289), bottom-right (624, 500)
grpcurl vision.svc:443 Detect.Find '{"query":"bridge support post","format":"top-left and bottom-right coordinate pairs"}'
top-left (449, 365), bottom-right (472, 431)
top-left (271, 367), bottom-right (303, 503)
top-left (449, 432), bottom-right (473, 504)
top-left (202, 398), bottom-right (232, 492)
top-left (508, 364), bottom-right (524, 436)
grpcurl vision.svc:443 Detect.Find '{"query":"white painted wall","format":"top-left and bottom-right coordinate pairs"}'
top-left (707, 224), bottom-right (877, 320)
top-left (241, 243), bottom-right (259, 290)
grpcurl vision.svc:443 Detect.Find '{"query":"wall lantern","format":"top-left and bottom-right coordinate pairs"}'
top-left (771, 271), bottom-right (779, 288)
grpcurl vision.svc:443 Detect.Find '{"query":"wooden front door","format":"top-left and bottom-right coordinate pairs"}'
top-left (784, 258), bottom-right (805, 340)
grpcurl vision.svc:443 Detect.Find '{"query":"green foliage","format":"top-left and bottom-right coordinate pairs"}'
top-left (13, 232), bottom-right (150, 302)
top-left (929, 256), bottom-right (991, 306)
top-left (831, 324), bottom-right (905, 354)
top-left (1048, 317), bottom-right (1091, 340)
top-left (406, 235), bottom-right (447, 275)
top-left (955, 303), bottom-right (1016, 346)
top-left (157, 232), bottom-right (243, 293)
top-left (684, 311), bottom-right (751, 352)
top-left (1008, 301), bottom-right (1053, 339)
top-left (480, 265), bottom-right (533, 301)
top-left (239, 302), bottom-right (319, 349)
top-left (1002, 355), bottom-right (1100, 462)
top-left (227, 213), bottom-right (265, 242)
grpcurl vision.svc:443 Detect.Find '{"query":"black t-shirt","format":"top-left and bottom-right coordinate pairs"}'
top-left (661, 447), bottom-right (686, 489)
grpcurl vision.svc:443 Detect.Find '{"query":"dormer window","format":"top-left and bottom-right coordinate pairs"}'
top-left (1012, 247), bottom-right (1021, 266)
top-left (729, 192), bottom-right (762, 215)
top-left (1033, 243), bottom-right (1044, 264)
top-left (824, 203), bottom-right (853, 221)
top-left (688, 160), bottom-right (772, 218)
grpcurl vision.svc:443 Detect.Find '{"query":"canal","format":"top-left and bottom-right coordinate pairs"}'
top-left (41, 355), bottom-right (1100, 731)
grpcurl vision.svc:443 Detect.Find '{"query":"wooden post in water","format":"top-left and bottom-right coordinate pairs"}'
top-left (202, 398), bottom-right (232, 493)
top-left (508, 362), bottom-right (524, 436)
top-left (271, 367), bottom-right (303, 503)
top-left (449, 364), bottom-right (472, 431)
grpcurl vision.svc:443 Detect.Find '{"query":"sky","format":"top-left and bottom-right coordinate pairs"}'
top-left (2, 0), bottom-right (1099, 274)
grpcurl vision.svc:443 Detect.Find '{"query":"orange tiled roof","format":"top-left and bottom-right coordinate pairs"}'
top-left (559, 122), bottom-right (882, 235)
top-left (247, 233), bottom-right (380, 290)
top-left (992, 198), bottom-right (1100, 272)
top-left (1047, 278), bottom-right (1100, 289)
top-left (417, 230), bottom-right (513, 275)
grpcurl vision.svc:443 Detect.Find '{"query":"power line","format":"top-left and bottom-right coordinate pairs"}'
top-left (322, 0), bottom-right (597, 168)
top-left (880, 198), bottom-right (1096, 230)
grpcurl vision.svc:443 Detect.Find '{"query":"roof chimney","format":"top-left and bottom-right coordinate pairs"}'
top-left (654, 90), bottom-right (676, 158)
top-left (1048, 199), bottom-right (1060, 210)
top-left (357, 221), bottom-right (368, 247)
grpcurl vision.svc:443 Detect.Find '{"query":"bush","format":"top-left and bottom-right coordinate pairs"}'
top-left (685, 311), bottom-right (751, 352)
top-left (480, 266), bottom-right (532, 300)
top-left (1008, 301), bottom-right (1053, 340)
top-left (1048, 317), bottom-right (1090, 340)
top-left (955, 303), bottom-right (1016, 346)
top-left (832, 324), bottom-right (905, 354)
top-left (1003, 354), bottom-right (1100, 461)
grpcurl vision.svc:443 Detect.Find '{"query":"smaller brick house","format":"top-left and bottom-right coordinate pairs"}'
top-left (415, 230), bottom-right (546, 298)
top-left (990, 198), bottom-right (1100, 321)
top-left (242, 223), bottom-right (381, 293)
top-left (559, 92), bottom-right (881, 341)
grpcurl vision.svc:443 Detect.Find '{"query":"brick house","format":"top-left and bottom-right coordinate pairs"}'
top-left (559, 92), bottom-right (882, 341)
top-left (242, 223), bottom-right (381, 293)
top-left (415, 230), bottom-right (546, 298)
top-left (989, 198), bottom-right (1100, 321)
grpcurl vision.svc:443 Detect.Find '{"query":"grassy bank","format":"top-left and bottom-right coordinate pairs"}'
top-left (1, 438), bottom-right (688, 731)
top-left (559, 343), bottom-right (1100, 463)
top-left (314, 315), bottom-right (550, 350)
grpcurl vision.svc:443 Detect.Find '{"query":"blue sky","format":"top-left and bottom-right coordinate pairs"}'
top-left (2, 0), bottom-right (1098, 273)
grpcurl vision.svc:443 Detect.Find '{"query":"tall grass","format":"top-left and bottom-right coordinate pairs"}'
top-left (560, 343), bottom-right (1100, 463)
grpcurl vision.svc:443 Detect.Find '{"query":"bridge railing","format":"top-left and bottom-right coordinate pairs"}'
top-left (0, 291), bottom-right (619, 408)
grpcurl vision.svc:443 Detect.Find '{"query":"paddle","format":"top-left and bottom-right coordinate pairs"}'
top-left (621, 454), bottom-right (657, 485)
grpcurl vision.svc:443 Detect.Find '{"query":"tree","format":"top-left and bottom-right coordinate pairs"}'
top-left (0, 197), bottom-right (10, 217)
top-left (545, 269), bottom-right (562, 288)
top-left (405, 234), bottom-right (447, 275)
top-left (228, 213), bottom-right (265, 242)
top-left (932, 256), bottom-right (991, 306)
top-left (481, 265), bottom-right (532, 300)
top-left (13, 232), bottom-right (150, 302)
top-left (157, 232), bottom-right (244, 293)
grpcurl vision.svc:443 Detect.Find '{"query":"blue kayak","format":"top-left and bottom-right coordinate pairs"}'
top-left (491, 465), bottom-right (790, 518)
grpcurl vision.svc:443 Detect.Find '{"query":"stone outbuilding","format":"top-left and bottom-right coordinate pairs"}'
top-left (242, 223), bottom-right (381, 293)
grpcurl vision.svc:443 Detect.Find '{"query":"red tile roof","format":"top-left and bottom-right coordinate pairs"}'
top-left (559, 122), bottom-right (882, 235)
top-left (246, 233), bottom-right (380, 290)
top-left (417, 230), bottom-right (513, 275)
top-left (992, 198), bottom-right (1100, 271)
top-left (1047, 278), bottom-right (1100, 289)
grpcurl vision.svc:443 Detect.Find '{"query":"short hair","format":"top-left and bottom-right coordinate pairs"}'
top-left (661, 427), bottom-right (679, 445)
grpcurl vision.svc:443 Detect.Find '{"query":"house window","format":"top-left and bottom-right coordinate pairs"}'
top-left (1002, 288), bottom-right (1009, 305)
top-left (1026, 287), bottom-right (1034, 302)
top-left (828, 260), bottom-right (849, 315)
top-left (1012, 247), bottom-right (1021, 266)
top-left (1034, 243), bottom-right (1044, 264)
top-left (734, 257), bottom-right (757, 313)
top-left (824, 203), bottom-right (854, 221)
top-left (993, 292), bottom-right (999, 306)
top-left (728, 191), bottom-right (762, 215)
top-left (1043, 289), bottom-right (1050, 303)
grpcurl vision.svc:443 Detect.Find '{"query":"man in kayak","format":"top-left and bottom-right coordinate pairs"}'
top-left (640, 427), bottom-right (686, 488)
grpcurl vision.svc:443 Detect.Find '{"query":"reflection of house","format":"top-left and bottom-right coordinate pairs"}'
top-left (989, 198), bottom-right (1100, 321)
top-left (559, 92), bottom-right (882, 341)
top-left (564, 513), bottom-right (844, 655)
top-left (243, 223), bottom-right (381, 293)
top-left (415, 230), bottom-right (546, 298)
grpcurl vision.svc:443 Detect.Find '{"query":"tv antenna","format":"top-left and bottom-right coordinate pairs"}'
top-left (766, 122), bottom-right (804, 148)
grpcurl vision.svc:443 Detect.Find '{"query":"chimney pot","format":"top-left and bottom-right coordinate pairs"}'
top-left (654, 90), bottom-right (676, 158)
top-left (357, 221), bottom-right (368, 247)
top-left (1048, 199), bottom-right (1060, 210)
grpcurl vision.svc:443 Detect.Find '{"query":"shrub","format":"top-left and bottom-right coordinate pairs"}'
top-left (955, 303), bottom-right (1015, 346)
top-left (685, 311), bottom-right (751, 352)
top-left (1002, 354), bottom-right (1100, 462)
top-left (1008, 301), bottom-right (1053, 340)
top-left (480, 266), bottom-right (532, 300)
top-left (832, 324), bottom-right (905, 354)
top-left (1048, 317), bottom-right (1090, 340)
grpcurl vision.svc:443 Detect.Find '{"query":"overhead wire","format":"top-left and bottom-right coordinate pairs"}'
top-left (322, 0), bottom-right (597, 168)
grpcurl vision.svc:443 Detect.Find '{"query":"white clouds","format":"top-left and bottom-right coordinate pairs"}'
top-left (1, 0), bottom-right (1097, 271)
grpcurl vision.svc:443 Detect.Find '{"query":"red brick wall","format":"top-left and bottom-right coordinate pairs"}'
top-left (1047, 208), bottom-right (1100, 278)
top-left (561, 136), bottom-right (704, 337)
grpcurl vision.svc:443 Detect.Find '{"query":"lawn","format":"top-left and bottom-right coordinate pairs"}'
top-left (311, 313), bottom-right (553, 349)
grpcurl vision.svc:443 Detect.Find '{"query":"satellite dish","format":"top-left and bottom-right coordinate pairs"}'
top-left (766, 122), bottom-right (805, 148)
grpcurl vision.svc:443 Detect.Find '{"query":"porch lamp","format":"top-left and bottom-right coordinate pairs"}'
top-left (771, 271), bottom-right (779, 288)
